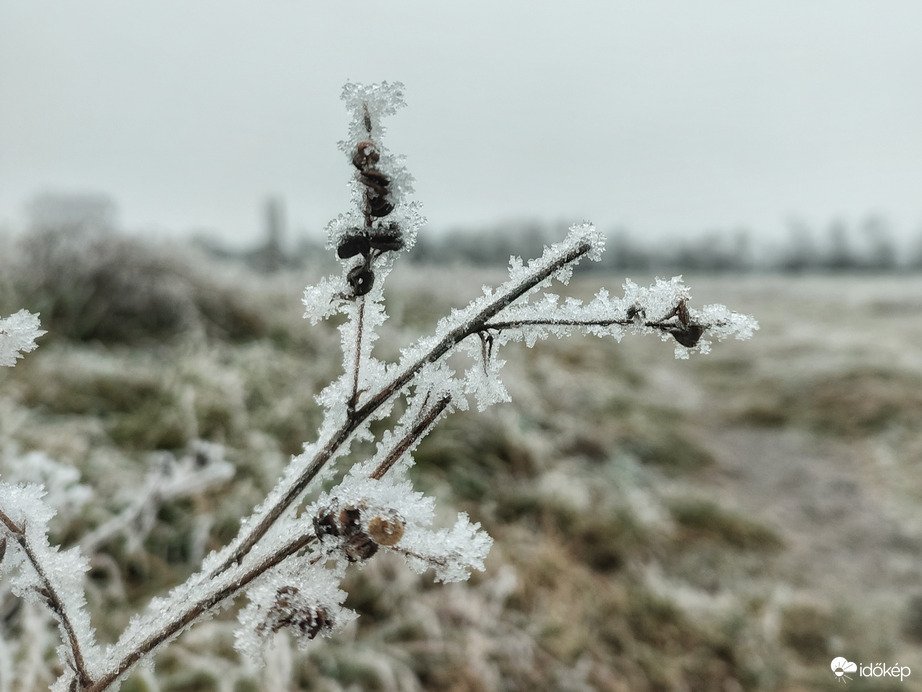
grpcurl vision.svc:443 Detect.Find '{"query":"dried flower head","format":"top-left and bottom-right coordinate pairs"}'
top-left (255, 586), bottom-right (335, 640)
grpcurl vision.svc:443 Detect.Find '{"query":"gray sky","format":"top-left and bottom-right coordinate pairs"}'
top-left (2, 2), bottom-right (921, 248)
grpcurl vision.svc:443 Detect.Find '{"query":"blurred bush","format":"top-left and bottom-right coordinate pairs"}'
top-left (3, 193), bottom-right (267, 344)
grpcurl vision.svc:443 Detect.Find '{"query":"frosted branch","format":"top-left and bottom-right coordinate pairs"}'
top-left (211, 223), bottom-right (602, 575)
top-left (0, 484), bottom-right (97, 689)
top-left (482, 275), bottom-right (758, 359)
top-left (0, 81), bottom-right (759, 690)
top-left (0, 310), bottom-right (45, 367)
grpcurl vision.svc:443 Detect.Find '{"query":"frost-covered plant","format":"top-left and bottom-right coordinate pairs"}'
top-left (0, 82), bottom-right (757, 691)
top-left (0, 310), bottom-right (44, 368)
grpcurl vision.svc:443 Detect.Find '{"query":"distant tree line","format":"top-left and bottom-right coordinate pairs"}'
top-left (11, 193), bottom-right (921, 274)
top-left (406, 216), bottom-right (922, 274)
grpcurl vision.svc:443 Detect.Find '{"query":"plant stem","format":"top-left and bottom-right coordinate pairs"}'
top-left (210, 236), bottom-right (595, 576)
top-left (0, 509), bottom-right (92, 689)
top-left (349, 299), bottom-right (366, 412)
top-left (87, 533), bottom-right (318, 692)
top-left (369, 394), bottom-right (452, 480)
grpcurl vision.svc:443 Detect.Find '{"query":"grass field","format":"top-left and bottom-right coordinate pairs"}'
top-left (3, 240), bottom-right (922, 691)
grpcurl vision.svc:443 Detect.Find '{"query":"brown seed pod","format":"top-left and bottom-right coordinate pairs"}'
top-left (368, 196), bottom-right (395, 218)
top-left (313, 508), bottom-right (340, 538)
top-left (368, 223), bottom-right (404, 252)
top-left (343, 532), bottom-right (379, 562)
top-left (669, 324), bottom-right (705, 348)
top-left (337, 233), bottom-right (370, 259)
top-left (347, 265), bottom-right (375, 296)
top-left (262, 586), bottom-right (335, 639)
top-left (338, 506), bottom-right (362, 535)
top-left (367, 515), bottom-right (405, 546)
top-left (352, 141), bottom-right (380, 170)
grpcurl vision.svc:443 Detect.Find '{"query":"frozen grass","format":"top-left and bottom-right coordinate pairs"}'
top-left (4, 250), bottom-right (922, 689)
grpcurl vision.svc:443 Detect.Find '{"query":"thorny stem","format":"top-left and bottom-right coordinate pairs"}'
top-left (0, 509), bottom-right (93, 689)
top-left (211, 236), bottom-right (595, 576)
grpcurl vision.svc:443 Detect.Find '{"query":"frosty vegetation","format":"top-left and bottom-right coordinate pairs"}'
top-left (0, 82), bottom-right (757, 691)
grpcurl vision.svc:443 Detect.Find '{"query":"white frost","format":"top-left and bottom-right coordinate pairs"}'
top-left (0, 310), bottom-right (45, 367)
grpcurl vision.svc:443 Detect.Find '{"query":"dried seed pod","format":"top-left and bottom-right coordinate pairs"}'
top-left (669, 324), bottom-right (705, 348)
top-left (337, 233), bottom-right (370, 259)
top-left (313, 508), bottom-right (340, 539)
top-left (338, 506), bottom-right (362, 535)
top-left (261, 586), bottom-right (335, 640)
top-left (369, 235), bottom-right (403, 252)
top-left (343, 532), bottom-right (378, 562)
top-left (300, 606), bottom-right (335, 639)
top-left (352, 140), bottom-right (380, 170)
top-left (367, 515), bottom-right (405, 546)
top-left (368, 196), bottom-right (395, 218)
top-left (368, 223), bottom-right (404, 252)
top-left (347, 265), bottom-right (375, 296)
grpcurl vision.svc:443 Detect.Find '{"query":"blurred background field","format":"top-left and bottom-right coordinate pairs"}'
top-left (4, 217), bottom-right (922, 691)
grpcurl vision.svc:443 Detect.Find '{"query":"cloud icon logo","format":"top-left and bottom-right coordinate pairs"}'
top-left (831, 657), bottom-right (857, 683)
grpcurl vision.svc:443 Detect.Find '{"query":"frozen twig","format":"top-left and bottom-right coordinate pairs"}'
top-left (210, 228), bottom-right (599, 576)
top-left (0, 500), bottom-right (95, 689)
top-left (0, 81), bottom-right (758, 690)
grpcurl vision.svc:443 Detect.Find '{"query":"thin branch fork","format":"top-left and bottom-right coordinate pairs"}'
top-left (95, 395), bottom-right (455, 689)
top-left (0, 508), bottom-right (93, 689)
top-left (370, 393), bottom-right (452, 480)
top-left (108, 235), bottom-right (594, 691)
top-left (211, 236), bottom-right (595, 575)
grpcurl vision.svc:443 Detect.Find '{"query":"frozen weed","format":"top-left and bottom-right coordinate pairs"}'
top-left (0, 82), bottom-right (756, 691)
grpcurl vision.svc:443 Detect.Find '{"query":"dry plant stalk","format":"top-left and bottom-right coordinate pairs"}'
top-left (0, 81), bottom-right (758, 691)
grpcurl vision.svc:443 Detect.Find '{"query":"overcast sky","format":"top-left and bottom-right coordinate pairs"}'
top-left (2, 2), bottom-right (921, 248)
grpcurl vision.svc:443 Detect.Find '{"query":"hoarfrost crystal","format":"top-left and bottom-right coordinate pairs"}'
top-left (0, 310), bottom-right (45, 367)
